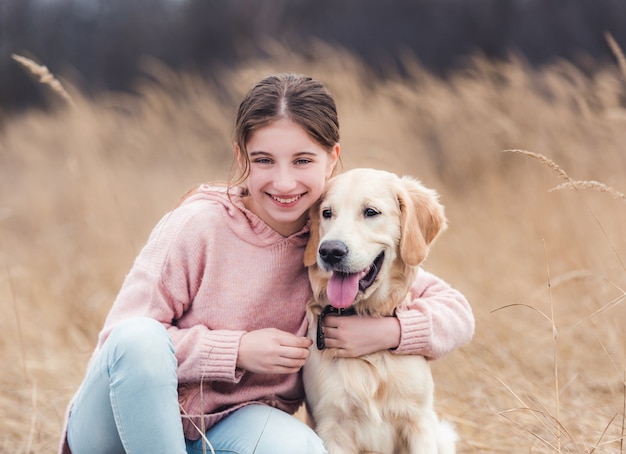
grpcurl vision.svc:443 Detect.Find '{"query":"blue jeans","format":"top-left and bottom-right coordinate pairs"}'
top-left (67, 317), bottom-right (326, 454)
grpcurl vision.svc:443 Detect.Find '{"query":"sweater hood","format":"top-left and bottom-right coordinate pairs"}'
top-left (181, 184), bottom-right (311, 248)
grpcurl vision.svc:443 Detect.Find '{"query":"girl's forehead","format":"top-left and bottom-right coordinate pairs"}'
top-left (247, 119), bottom-right (315, 147)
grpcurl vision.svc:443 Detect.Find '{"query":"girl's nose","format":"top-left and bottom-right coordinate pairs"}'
top-left (273, 167), bottom-right (297, 192)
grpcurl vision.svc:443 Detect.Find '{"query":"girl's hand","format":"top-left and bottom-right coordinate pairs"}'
top-left (237, 328), bottom-right (312, 374)
top-left (322, 315), bottom-right (401, 357)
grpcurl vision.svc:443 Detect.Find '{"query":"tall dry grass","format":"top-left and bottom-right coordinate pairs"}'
top-left (1, 43), bottom-right (625, 452)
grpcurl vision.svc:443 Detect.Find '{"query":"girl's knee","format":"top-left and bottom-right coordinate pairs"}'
top-left (259, 408), bottom-right (327, 454)
top-left (201, 406), bottom-right (327, 454)
top-left (280, 425), bottom-right (327, 454)
top-left (106, 317), bottom-right (176, 370)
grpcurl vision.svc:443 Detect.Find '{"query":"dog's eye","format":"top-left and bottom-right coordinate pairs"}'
top-left (321, 208), bottom-right (332, 219)
top-left (363, 208), bottom-right (380, 217)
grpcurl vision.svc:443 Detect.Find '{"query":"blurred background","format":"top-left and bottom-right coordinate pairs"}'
top-left (3, 0), bottom-right (626, 113)
top-left (1, 1), bottom-right (626, 452)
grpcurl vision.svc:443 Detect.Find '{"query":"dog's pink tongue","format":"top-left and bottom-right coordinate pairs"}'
top-left (327, 272), bottom-right (359, 309)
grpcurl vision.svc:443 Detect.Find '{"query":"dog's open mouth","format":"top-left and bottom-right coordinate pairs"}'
top-left (326, 252), bottom-right (384, 309)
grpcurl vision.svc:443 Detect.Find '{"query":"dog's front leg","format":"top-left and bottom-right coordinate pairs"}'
top-left (314, 421), bottom-right (362, 454)
top-left (401, 412), bottom-right (440, 454)
top-left (321, 438), bottom-right (360, 454)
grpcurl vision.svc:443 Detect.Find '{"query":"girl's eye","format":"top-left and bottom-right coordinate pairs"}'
top-left (295, 158), bottom-right (312, 165)
top-left (254, 158), bottom-right (272, 164)
top-left (364, 208), bottom-right (380, 218)
top-left (321, 208), bottom-right (332, 219)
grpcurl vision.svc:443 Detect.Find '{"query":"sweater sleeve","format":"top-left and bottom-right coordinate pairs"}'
top-left (96, 202), bottom-right (245, 385)
top-left (393, 268), bottom-right (475, 360)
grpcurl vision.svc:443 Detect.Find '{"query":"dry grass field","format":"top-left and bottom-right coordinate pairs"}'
top-left (1, 43), bottom-right (625, 452)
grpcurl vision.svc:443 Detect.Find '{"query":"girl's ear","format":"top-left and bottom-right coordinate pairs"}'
top-left (304, 200), bottom-right (322, 267)
top-left (326, 143), bottom-right (341, 179)
top-left (235, 143), bottom-right (244, 171)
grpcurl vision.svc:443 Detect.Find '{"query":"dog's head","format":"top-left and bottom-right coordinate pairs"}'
top-left (305, 168), bottom-right (447, 316)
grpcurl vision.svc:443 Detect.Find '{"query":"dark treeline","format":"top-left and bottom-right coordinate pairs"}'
top-left (2, 0), bottom-right (626, 113)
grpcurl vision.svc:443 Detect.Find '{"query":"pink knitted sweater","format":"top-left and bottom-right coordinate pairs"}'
top-left (59, 184), bottom-right (474, 452)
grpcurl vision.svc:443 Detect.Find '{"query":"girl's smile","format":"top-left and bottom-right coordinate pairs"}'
top-left (269, 193), bottom-right (303, 206)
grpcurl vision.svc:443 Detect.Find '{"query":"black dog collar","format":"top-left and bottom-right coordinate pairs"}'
top-left (316, 304), bottom-right (356, 350)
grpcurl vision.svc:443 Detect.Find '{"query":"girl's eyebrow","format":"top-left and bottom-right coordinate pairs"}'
top-left (248, 151), bottom-right (319, 157)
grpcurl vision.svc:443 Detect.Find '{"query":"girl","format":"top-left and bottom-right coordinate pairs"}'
top-left (60, 73), bottom-right (474, 454)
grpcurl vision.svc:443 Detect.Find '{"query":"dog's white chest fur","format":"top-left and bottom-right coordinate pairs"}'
top-left (303, 320), bottom-right (439, 453)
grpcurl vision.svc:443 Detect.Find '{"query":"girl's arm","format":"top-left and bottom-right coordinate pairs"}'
top-left (321, 267), bottom-right (474, 359)
top-left (393, 267), bottom-right (474, 359)
top-left (95, 203), bottom-right (245, 385)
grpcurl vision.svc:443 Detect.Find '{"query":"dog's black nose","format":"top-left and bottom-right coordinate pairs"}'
top-left (318, 240), bottom-right (348, 266)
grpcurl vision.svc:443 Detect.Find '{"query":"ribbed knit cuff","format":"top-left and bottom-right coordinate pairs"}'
top-left (199, 330), bottom-right (246, 382)
top-left (393, 309), bottom-right (431, 355)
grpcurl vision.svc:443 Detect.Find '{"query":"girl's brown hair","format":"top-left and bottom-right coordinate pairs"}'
top-left (230, 73), bottom-right (341, 189)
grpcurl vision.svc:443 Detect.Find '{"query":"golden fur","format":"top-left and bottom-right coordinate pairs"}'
top-left (302, 168), bottom-right (455, 454)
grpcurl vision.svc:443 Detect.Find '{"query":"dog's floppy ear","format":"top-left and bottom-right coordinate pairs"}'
top-left (304, 198), bottom-right (322, 267)
top-left (397, 176), bottom-right (447, 266)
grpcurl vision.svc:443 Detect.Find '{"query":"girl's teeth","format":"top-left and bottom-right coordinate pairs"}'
top-left (273, 195), bottom-right (300, 204)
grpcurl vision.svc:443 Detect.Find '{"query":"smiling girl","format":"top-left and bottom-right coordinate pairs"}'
top-left (60, 73), bottom-right (474, 454)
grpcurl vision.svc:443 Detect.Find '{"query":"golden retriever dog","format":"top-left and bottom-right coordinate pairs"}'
top-left (302, 168), bottom-right (456, 454)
